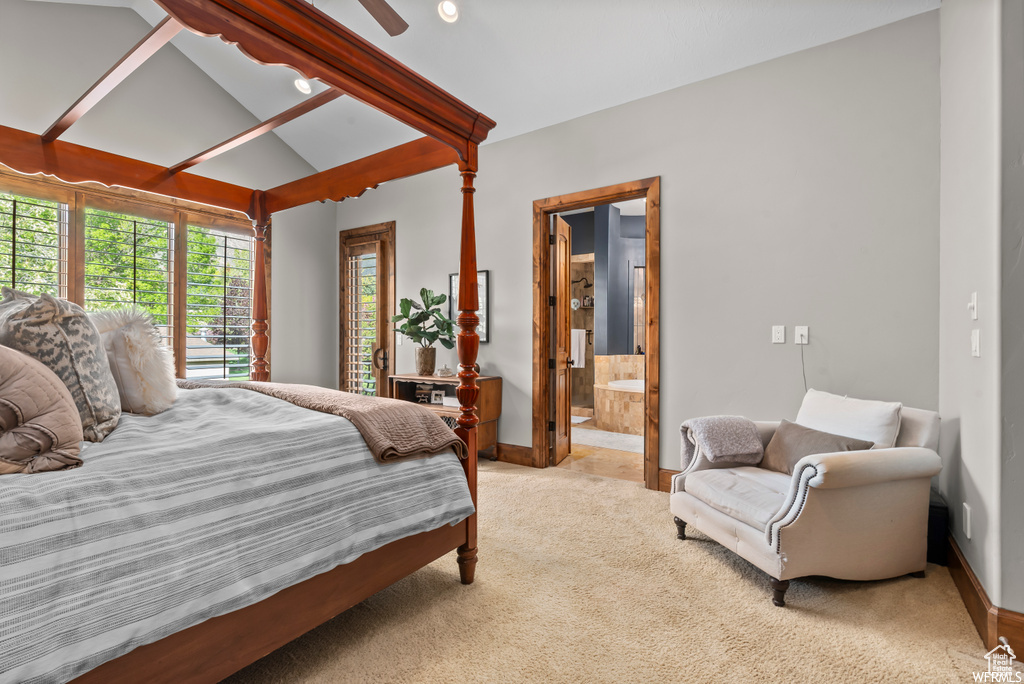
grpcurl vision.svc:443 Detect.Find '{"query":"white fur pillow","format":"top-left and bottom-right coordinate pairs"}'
top-left (90, 307), bottom-right (177, 415)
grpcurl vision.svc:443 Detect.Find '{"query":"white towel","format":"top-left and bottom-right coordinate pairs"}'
top-left (571, 329), bottom-right (587, 369)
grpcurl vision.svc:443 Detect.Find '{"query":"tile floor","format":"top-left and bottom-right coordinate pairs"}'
top-left (556, 418), bottom-right (644, 483)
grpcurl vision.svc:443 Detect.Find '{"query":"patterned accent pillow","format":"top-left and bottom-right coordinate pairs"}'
top-left (0, 288), bottom-right (121, 441)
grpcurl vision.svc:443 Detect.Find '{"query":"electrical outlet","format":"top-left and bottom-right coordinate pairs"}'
top-left (795, 326), bottom-right (809, 345)
top-left (963, 503), bottom-right (972, 539)
top-left (772, 326), bottom-right (785, 344)
top-left (397, 335), bottom-right (402, 345)
top-left (971, 329), bottom-right (980, 357)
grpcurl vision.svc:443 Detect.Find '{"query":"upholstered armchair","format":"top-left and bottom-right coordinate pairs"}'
top-left (669, 390), bottom-right (942, 606)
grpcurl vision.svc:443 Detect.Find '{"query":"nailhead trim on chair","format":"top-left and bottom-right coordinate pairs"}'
top-left (771, 465), bottom-right (819, 553)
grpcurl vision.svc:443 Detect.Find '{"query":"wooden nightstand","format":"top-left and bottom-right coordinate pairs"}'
top-left (388, 373), bottom-right (502, 458)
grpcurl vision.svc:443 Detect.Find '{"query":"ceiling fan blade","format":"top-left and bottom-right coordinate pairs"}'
top-left (355, 0), bottom-right (409, 36)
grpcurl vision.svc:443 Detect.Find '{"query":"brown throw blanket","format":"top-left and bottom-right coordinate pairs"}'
top-left (176, 379), bottom-right (468, 463)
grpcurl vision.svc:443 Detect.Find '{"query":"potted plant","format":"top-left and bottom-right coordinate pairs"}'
top-left (392, 288), bottom-right (456, 376)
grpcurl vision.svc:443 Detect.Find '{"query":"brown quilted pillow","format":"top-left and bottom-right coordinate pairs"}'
top-left (0, 344), bottom-right (83, 474)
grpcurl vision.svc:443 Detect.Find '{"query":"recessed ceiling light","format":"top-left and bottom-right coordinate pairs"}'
top-left (438, 1), bottom-right (458, 23)
top-left (294, 79), bottom-right (312, 95)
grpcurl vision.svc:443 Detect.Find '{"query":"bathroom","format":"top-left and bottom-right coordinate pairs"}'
top-left (559, 200), bottom-right (646, 479)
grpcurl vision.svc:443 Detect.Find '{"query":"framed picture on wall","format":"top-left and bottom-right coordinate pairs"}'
top-left (448, 270), bottom-right (489, 343)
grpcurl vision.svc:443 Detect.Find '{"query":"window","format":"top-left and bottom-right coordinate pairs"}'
top-left (0, 176), bottom-right (261, 380)
top-left (0, 192), bottom-right (66, 297)
top-left (185, 225), bottom-right (253, 380)
top-left (83, 206), bottom-right (174, 345)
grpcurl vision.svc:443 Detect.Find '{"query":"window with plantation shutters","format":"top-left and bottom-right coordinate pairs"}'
top-left (83, 206), bottom-right (174, 345)
top-left (339, 223), bottom-right (394, 397)
top-left (185, 225), bottom-right (254, 380)
top-left (0, 173), bottom-right (262, 381)
top-left (0, 191), bottom-right (67, 297)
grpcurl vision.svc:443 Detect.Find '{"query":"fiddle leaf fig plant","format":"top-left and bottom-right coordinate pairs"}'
top-left (391, 288), bottom-right (456, 349)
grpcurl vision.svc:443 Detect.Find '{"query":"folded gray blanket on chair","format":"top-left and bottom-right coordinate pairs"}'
top-left (680, 415), bottom-right (764, 469)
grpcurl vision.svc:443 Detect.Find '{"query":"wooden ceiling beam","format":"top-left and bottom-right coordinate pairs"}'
top-left (41, 16), bottom-right (182, 143)
top-left (264, 136), bottom-right (459, 214)
top-left (154, 0), bottom-right (495, 162)
top-left (169, 89), bottom-right (343, 174)
top-left (0, 124), bottom-right (255, 217)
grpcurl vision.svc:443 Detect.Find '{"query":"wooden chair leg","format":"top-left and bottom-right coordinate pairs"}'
top-left (770, 578), bottom-right (790, 607)
top-left (673, 517), bottom-right (687, 540)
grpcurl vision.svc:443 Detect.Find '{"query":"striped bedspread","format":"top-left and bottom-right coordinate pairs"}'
top-left (0, 388), bottom-right (475, 684)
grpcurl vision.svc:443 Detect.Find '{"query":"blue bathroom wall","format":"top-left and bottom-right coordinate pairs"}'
top-left (560, 207), bottom-right (644, 356)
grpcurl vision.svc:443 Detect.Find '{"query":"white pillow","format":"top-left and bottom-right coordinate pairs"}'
top-left (794, 388), bottom-right (902, 449)
top-left (90, 307), bottom-right (177, 415)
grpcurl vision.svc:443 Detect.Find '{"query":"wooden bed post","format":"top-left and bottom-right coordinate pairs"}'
top-left (454, 147), bottom-right (480, 585)
top-left (250, 190), bottom-right (271, 382)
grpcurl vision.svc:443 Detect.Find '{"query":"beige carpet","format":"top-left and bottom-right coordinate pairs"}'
top-left (224, 461), bottom-right (994, 684)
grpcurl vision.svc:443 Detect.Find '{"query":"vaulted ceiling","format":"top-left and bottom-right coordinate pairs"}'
top-left (5, 0), bottom-right (938, 187)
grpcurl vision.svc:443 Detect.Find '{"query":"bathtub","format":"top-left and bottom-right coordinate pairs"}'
top-left (608, 378), bottom-right (644, 392)
top-left (594, 378), bottom-right (644, 435)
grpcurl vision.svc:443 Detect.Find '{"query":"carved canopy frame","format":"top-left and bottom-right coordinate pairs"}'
top-left (0, 0), bottom-right (495, 447)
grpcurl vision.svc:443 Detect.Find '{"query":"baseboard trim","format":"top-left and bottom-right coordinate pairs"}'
top-left (495, 442), bottom-right (535, 467)
top-left (947, 535), bottom-right (1024, 653)
top-left (658, 469), bottom-right (680, 493)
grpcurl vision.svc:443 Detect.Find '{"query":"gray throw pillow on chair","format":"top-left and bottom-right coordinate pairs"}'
top-left (762, 420), bottom-right (874, 475)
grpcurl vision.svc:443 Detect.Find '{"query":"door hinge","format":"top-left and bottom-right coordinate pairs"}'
top-left (549, 234), bottom-right (555, 245)
top-left (548, 358), bottom-right (555, 370)
top-left (548, 421), bottom-right (555, 432)
top-left (549, 295), bottom-right (556, 306)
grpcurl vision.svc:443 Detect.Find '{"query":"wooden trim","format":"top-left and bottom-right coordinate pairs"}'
top-left (0, 125), bottom-right (254, 216)
top-left (41, 17), bottom-right (182, 142)
top-left (495, 442), bottom-right (534, 467)
top-left (173, 211), bottom-right (188, 378)
top-left (69, 192), bottom-right (85, 305)
top-left (947, 535), bottom-right (1024, 653)
top-left (643, 178), bottom-right (661, 491)
top-left (169, 90), bottom-right (343, 174)
top-left (532, 177), bottom-right (662, 486)
top-left (153, 0), bottom-right (495, 162)
top-left (658, 468), bottom-right (680, 493)
top-left (82, 192), bottom-right (179, 224)
top-left (70, 518), bottom-right (470, 684)
top-left (0, 165), bottom-right (251, 225)
top-left (265, 137), bottom-right (460, 214)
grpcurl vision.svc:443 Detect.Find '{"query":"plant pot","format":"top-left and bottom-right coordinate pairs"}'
top-left (415, 347), bottom-right (436, 376)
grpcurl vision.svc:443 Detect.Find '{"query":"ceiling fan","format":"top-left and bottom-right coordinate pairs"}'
top-left (355, 0), bottom-right (409, 36)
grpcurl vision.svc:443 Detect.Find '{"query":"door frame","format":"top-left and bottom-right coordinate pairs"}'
top-left (339, 221), bottom-right (396, 396)
top-left (531, 177), bottom-right (661, 490)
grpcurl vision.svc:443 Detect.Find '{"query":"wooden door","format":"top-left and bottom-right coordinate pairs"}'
top-left (552, 215), bottom-right (572, 464)
top-left (340, 223), bottom-right (395, 396)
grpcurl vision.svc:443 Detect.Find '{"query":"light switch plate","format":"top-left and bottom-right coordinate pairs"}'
top-left (971, 329), bottom-right (980, 357)
top-left (795, 326), bottom-right (809, 345)
top-left (772, 326), bottom-right (785, 344)
top-left (968, 292), bottom-right (978, 320)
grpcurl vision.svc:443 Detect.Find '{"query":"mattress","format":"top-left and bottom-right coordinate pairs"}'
top-left (0, 388), bottom-right (474, 684)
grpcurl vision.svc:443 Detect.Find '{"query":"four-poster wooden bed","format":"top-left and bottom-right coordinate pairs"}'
top-left (0, 0), bottom-right (495, 681)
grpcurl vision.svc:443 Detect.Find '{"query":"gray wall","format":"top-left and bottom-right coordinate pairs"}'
top-left (1000, 0), bottom-right (1024, 614)
top-left (0, 0), bottom-right (339, 388)
top-left (334, 12), bottom-right (940, 468)
top-left (938, 0), bottom-right (1004, 608)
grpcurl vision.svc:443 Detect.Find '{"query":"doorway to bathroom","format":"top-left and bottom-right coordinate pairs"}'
top-left (531, 178), bottom-right (661, 490)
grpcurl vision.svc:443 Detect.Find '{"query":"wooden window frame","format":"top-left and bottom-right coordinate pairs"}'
top-left (0, 167), bottom-right (261, 379)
